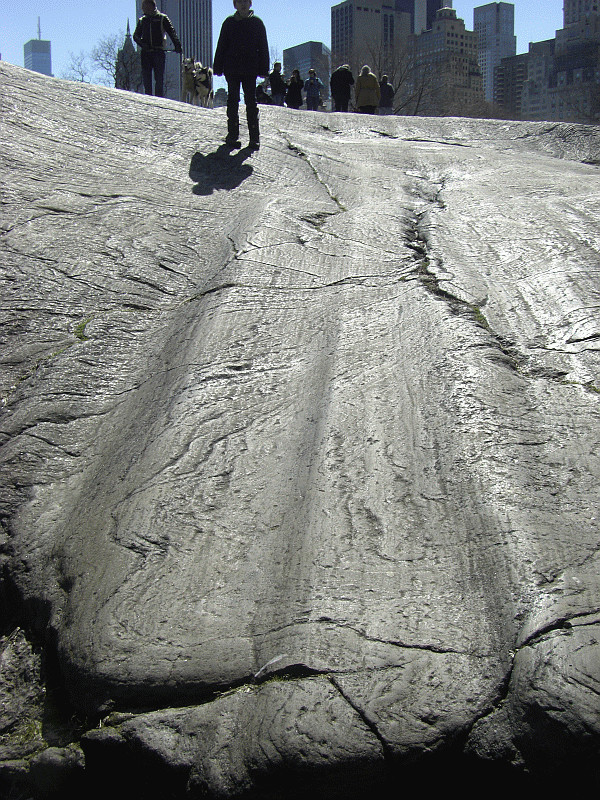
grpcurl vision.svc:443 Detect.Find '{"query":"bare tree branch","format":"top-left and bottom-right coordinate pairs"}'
top-left (90, 33), bottom-right (123, 87)
top-left (61, 51), bottom-right (93, 83)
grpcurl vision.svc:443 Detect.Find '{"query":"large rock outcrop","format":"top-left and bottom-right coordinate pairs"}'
top-left (1, 61), bottom-right (599, 796)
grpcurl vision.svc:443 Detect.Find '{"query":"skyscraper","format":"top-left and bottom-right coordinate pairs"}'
top-left (474, 3), bottom-right (516, 101)
top-left (426, 0), bottom-right (451, 30)
top-left (394, 1), bottom-right (432, 34)
top-left (24, 18), bottom-right (52, 77)
top-left (564, 0), bottom-right (600, 26)
top-left (394, 0), bottom-right (415, 22)
top-left (493, 51), bottom-right (528, 118)
top-left (407, 6), bottom-right (482, 115)
top-left (135, 0), bottom-right (212, 101)
top-left (331, 0), bottom-right (412, 73)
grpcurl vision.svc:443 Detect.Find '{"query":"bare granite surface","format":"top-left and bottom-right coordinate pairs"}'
top-left (1, 61), bottom-right (599, 796)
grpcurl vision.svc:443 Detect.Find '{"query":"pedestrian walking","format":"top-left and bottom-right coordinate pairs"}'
top-left (355, 65), bottom-right (380, 114)
top-left (133, 0), bottom-right (182, 97)
top-left (330, 64), bottom-right (354, 112)
top-left (379, 75), bottom-right (395, 115)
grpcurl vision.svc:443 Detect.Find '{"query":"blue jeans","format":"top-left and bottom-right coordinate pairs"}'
top-left (141, 50), bottom-right (166, 97)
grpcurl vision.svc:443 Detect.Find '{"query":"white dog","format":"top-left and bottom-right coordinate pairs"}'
top-left (181, 57), bottom-right (214, 108)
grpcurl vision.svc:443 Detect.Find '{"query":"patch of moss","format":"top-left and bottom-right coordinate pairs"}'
top-left (562, 379), bottom-right (600, 395)
top-left (471, 305), bottom-right (491, 331)
top-left (73, 317), bottom-right (93, 341)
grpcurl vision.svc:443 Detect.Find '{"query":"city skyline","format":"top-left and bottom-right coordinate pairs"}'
top-left (3, 1), bottom-right (564, 83)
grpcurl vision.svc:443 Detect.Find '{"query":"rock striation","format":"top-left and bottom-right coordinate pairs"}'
top-left (1, 61), bottom-right (600, 797)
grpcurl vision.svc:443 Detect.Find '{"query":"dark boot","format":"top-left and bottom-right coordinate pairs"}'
top-left (225, 117), bottom-right (240, 147)
top-left (248, 121), bottom-right (260, 150)
top-left (247, 103), bottom-right (260, 150)
top-left (226, 94), bottom-right (240, 147)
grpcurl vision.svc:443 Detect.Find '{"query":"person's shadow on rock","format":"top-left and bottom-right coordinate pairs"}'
top-left (189, 145), bottom-right (254, 195)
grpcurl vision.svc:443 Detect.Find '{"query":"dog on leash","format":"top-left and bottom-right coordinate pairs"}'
top-left (181, 57), bottom-right (214, 108)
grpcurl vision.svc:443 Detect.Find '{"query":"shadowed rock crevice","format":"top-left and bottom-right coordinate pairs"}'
top-left (1, 62), bottom-right (600, 796)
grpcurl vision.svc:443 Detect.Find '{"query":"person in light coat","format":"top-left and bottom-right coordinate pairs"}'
top-left (354, 65), bottom-right (380, 114)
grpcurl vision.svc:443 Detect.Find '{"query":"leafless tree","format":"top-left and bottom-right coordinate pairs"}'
top-left (557, 81), bottom-right (600, 123)
top-left (361, 40), bottom-right (441, 116)
top-left (90, 33), bottom-right (123, 87)
top-left (61, 33), bottom-right (123, 87)
top-left (62, 30), bottom-right (173, 95)
top-left (270, 46), bottom-right (282, 71)
top-left (61, 51), bottom-right (93, 83)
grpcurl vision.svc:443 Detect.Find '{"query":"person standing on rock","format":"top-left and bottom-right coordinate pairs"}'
top-left (213, 0), bottom-right (270, 151)
top-left (304, 68), bottom-right (324, 111)
top-left (133, 0), bottom-right (182, 97)
top-left (355, 65), bottom-right (380, 114)
top-left (330, 64), bottom-right (354, 112)
top-left (285, 69), bottom-right (303, 109)
top-left (378, 75), bottom-right (395, 115)
top-left (268, 61), bottom-right (287, 106)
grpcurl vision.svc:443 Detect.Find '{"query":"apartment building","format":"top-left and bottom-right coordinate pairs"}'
top-left (408, 6), bottom-right (483, 115)
top-left (331, 0), bottom-right (412, 73)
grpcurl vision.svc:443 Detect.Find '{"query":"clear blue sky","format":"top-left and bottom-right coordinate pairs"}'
top-left (2, 1), bottom-right (563, 79)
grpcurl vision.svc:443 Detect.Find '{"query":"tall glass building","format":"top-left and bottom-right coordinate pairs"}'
top-left (474, 3), bottom-right (516, 101)
top-left (393, 1), bottom-right (450, 33)
top-left (24, 38), bottom-right (52, 76)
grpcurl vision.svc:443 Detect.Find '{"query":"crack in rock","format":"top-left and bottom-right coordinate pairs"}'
top-left (280, 132), bottom-right (347, 212)
top-left (328, 675), bottom-right (393, 760)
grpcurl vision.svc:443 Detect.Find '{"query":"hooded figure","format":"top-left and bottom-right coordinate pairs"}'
top-left (354, 65), bottom-right (380, 114)
top-left (379, 74), bottom-right (395, 114)
top-left (330, 64), bottom-right (354, 112)
top-left (285, 69), bottom-right (303, 109)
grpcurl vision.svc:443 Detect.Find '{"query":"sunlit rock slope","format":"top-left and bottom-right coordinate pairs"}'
top-left (1, 61), bottom-right (600, 797)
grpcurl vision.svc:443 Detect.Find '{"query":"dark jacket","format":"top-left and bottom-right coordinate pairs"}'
top-left (269, 70), bottom-right (287, 95)
top-left (285, 76), bottom-right (303, 107)
top-left (213, 12), bottom-right (269, 77)
top-left (133, 11), bottom-right (182, 52)
top-left (330, 66), bottom-right (354, 100)
top-left (379, 81), bottom-right (395, 108)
